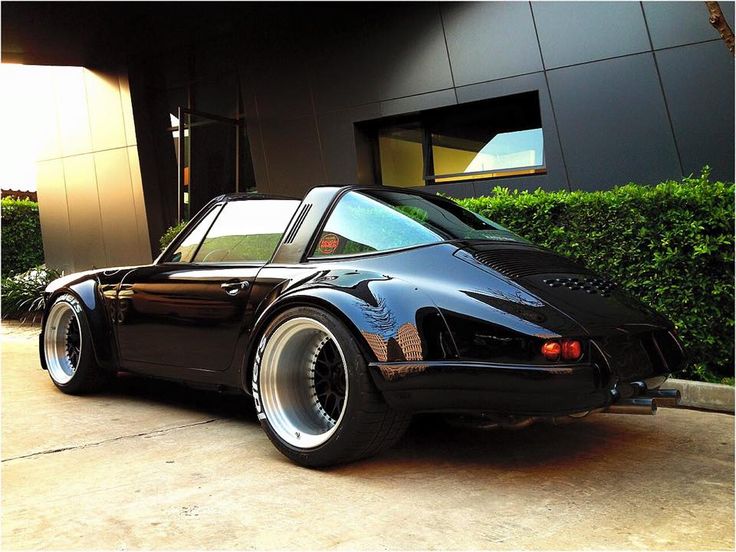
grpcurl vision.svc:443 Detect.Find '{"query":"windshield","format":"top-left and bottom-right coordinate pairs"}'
top-left (311, 190), bottom-right (528, 257)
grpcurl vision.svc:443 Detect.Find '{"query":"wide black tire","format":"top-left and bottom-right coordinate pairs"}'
top-left (252, 306), bottom-right (411, 467)
top-left (42, 293), bottom-right (110, 394)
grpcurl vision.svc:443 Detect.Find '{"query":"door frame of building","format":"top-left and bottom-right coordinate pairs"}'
top-left (175, 106), bottom-right (242, 222)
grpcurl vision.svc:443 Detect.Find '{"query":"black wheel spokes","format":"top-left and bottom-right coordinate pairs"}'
top-left (65, 317), bottom-right (81, 370)
top-left (313, 340), bottom-right (346, 423)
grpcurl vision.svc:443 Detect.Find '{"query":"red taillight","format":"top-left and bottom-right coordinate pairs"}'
top-left (562, 339), bottom-right (582, 361)
top-left (541, 341), bottom-right (562, 361)
top-left (542, 339), bottom-right (583, 361)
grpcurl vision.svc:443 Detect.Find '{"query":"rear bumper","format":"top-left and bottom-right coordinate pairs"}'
top-left (369, 360), bottom-right (616, 416)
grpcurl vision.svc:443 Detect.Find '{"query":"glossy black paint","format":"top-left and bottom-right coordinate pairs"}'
top-left (41, 186), bottom-right (687, 415)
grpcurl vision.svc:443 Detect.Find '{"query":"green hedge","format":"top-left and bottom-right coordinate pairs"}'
top-left (1, 197), bottom-right (44, 278)
top-left (160, 221), bottom-right (187, 252)
top-left (453, 169), bottom-right (734, 384)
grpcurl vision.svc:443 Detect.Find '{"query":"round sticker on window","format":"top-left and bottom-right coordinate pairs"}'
top-left (319, 233), bottom-right (340, 255)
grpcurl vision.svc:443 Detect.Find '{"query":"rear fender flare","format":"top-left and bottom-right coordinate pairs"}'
top-left (241, 277), bottom-right (453, 392)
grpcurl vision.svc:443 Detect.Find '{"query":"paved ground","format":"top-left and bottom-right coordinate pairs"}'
top-left (2, 321), bottom-right (734, 550)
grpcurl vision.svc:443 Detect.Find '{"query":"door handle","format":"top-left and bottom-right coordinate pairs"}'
top-left (221, 280), bottom-right (250, 296)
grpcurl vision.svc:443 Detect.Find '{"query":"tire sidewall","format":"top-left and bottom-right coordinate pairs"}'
top-left (252, 306), bottom-right (370, 467)
top-left (44, 293), bottom-right (97, 393)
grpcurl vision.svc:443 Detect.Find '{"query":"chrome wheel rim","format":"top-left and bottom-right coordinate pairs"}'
top-left (44, 300), bottom-right (82, 385)
top-left (259, 317), bottom-right (349, 449)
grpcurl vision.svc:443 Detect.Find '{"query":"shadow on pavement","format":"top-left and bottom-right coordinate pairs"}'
top-left (101, 372), bottom-right (259, 422)
top-left (99, 372), bottom-right (656, 473)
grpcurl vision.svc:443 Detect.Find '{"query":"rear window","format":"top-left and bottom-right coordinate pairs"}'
top-left (311, 192), bottom-right (442, 257)
top-left (310, 190), bottom-right (527, 257)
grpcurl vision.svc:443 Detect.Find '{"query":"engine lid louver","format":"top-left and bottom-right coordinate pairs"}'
top-left (473, 248), bottom-right (592, 279)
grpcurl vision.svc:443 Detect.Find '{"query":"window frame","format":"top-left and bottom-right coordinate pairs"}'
top-left (366, 92), bottom-right (547, 187)
top-left (159, 197), bottom-right (300, 268)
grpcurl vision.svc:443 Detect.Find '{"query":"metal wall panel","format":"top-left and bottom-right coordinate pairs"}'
top-left (379, 89), bottom-right (457, 117)
top-left (35, 159), bottom-right (74, 275)
top-left (239, 67), bottom-right (271, 191)
top-left (34, 70), bottom-right (149, 273)
top-left (259, 115), bottom-right (326, 197)
top-left (309, 4), bottom-right (452, 111)
top-left (95, 148), bottom-right (147, 266)
top-left (118, 75), bottom-right (137, 146)
top-left (30, 69), bottom-right (63, 162)
top-left (252, 59), bottom-right (314, 120)
top-left (317, 103), bottom-right (381, 184)
top-left (442, 2), bottom-right (543, 86)
top-left (85, 70), bottom-right (127, 152)
top-left (62, 154), bottom-right (108, 269)
top-left (374, 4), bottom-right (454, 100)
top-left (53, 68), bottom-right (92, 158)
top-left (643, 1), bottom-right (735, 50)
top-left (126, 146), bottom-right (153, 262)
top-left (532, 1), bottom-right (651, 69)
top-left (656, 41), bottom-right (735, 181)
top-left (310, 28), bottom-right (385, 112)
top-left (420, 181), bottom-right (476, 199)
top-left (547, 53), bottom-right (681, 189)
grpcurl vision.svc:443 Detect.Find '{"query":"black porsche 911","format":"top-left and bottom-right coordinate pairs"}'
top-left (39, 185), bottom-right (685, 466)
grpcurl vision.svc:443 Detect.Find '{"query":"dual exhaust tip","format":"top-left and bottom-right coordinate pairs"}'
top-left (604, 387), bottom-right (681, 416)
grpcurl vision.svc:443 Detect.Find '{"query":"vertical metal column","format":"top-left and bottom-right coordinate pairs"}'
top-left (235, 122), bottom-right (240, 193)
top-left (177, 105), bottom-right (184, 223)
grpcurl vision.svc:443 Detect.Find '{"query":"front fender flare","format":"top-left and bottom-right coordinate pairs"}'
top-left (42, 278), bottom-right (117, 371)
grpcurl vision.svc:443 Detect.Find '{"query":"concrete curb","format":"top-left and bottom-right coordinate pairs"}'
top-left (666, 378), bottom-right (734, 413)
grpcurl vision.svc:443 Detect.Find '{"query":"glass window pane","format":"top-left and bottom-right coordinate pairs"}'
top-left (433, 127), bottom-right (544, 179)
top-left (311, 192), bottom-right (442, 257)
top-left (378, 126), bottom-right (424, 188)
top-left (193, 199), bottom-right (300, 263)
top-left (169, 204), bottom-right (222, 263)
top-left (363, 190), bottom-right (530, 244)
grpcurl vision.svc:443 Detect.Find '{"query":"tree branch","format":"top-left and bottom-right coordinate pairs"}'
top-left (705, 1), bottom-right (735, 55)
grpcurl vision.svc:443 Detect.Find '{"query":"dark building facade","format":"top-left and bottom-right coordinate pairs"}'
top-left (3, 1), bottom-right (734, 269)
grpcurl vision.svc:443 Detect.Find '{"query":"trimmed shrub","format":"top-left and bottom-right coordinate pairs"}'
top-left (159, 221), bottom-right (187, 252)
top-left (1, 197), bottom-right (44, 278)
top-left (453, 169), bottom-right (734, 384)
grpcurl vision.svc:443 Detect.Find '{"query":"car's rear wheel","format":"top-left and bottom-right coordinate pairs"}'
top-left (43, 293), bottom-right (109, 394)
top-left (253, 306), bottom-right (411, 467)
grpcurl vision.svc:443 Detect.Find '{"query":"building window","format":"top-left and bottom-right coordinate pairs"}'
top-left (365, 91), bottom-right (545, 187)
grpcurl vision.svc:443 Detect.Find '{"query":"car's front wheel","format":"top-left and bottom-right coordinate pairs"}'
top-left (252, 306), bottom-right (411, 467)
top-left (42, 293), bottom-right (109, 394)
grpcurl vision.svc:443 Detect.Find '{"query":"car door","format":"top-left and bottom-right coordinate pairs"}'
top-left (115, 197), bottom-right (300, 373)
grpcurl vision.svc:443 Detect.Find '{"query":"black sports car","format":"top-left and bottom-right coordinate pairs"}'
top-left (39, 185), bottom-right (685, 466)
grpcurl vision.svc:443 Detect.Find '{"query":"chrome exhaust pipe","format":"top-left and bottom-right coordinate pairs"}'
top-left (644, 388), bottom-right (681, 407)
top-left (604, 397), bottom-right (658, 415)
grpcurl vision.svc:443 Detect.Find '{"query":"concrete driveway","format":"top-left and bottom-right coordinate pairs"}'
top-left (2, 322), bottom-right (733, 550)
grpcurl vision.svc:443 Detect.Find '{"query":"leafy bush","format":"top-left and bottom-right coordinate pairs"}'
top-left (1, 197), bottom-right (44, 278)
top-left (159, 221), bottom-right (187, 251)
top-left (1, 265), bottom-right (62, 322)
top-left (453, 169), bottom-right (734, 384)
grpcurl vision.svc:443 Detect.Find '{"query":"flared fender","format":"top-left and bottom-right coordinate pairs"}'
top-left (242, 269), bottom-right (455, 390)
top-left (43, 275), bottom-right (119, 370)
